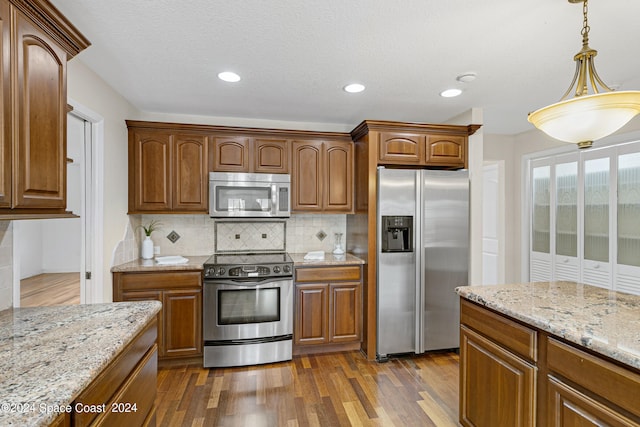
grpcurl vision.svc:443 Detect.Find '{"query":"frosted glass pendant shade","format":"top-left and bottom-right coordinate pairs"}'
top-left (528, 91), bottom-right (640, 148)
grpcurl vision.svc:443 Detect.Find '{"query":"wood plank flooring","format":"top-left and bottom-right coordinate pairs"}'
top-left (156, 351), bottom-right (460, 426)
top-left (20, 272), bottom-right (81, 307)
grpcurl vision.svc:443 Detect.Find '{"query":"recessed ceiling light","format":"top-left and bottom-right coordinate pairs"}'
top-left (440, 88), bottom-right (462, 98)
top-left (344, 83), bottom-right (365, 93)
top-left (218, 71), bottom-right (241, 83)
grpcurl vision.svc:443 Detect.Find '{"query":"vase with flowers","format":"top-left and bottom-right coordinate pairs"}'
top-left (138, 220), bottom-right (161, 259)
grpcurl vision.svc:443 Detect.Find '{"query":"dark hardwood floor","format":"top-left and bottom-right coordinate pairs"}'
top-left (156, 351), bottom-right (460, 426)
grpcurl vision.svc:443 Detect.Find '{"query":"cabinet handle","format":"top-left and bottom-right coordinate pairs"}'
top-left (66, 157), bottom-right (74, 164)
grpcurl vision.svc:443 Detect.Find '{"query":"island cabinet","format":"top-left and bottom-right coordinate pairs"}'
top-left (291, 139), bottom-right (353, 213)
top-left (0, 0), bottom-right (89, 218)
top-left (545, 338), bottom-right (640, 426)
top-left (113, 270), bottom-right (203, 362)
top-left (294, 265), bottom-right (362, 354)
top-left (211, 136), bottom-right (290, 173)
top-left (71, 319), bottom-right (158, 427)
top-left (127, 124), bottom-right (208, 213)
top-left (459, 299), bottom-right (537, 427)
top-left (459, 299), bottom-right (640, 427)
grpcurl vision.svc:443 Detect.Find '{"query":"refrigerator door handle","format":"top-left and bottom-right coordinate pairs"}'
top-left (415, 170), bottom-right (423, 354)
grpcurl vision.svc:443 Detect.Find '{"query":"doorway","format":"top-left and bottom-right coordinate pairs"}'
top-left (14, 101), bottom-right (104, 307)
top-left (482, 161), bottom-right (506, 285)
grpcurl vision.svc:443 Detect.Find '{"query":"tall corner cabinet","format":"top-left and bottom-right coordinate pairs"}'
top-left (0, 0), bottom-right (89, 218)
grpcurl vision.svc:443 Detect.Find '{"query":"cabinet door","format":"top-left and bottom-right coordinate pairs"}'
top-left (460, 325), bottom-right (536, 427)
top-left (324, 140), bottom-right (353, 212)
top-left (13, 9), bottom-right (68, 209)
top-left (0, 1), bottom-right (10, 207)
top-left (424, 134), bottom-right (466, 168)
top-left (210, 136), bottom-right (250, 172)
top-left (254, 138), bottom-right (289, 173)
top-left (130, 131), bottom-right (171, 212)
top-left (329, 282), bottom-right (360, 343)
top-left (173, 134), bottom-right (207, 212)
top-left (547, 376), bottom-right (638, 427)
top-left (121, 290), bottom-right (164, 357)
top-left (291, 140), bottom-right (323, 211)
top-left (295, 283), bottom-right (328, 345)
top-left (163, 289), bottom-right (202, 358)
top-left (378, 132), bottom-right (424, 165)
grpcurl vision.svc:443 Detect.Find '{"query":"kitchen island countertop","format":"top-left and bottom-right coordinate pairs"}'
top-left (456, 281), bottom-right (640, 371)
top-left (0, 301), bottom-right (161, 426)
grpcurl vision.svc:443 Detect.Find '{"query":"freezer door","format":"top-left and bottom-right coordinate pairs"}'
top-left (377, 168), bottom-right (417, 357)
top-left (419, 169), bottom-right (469, 352)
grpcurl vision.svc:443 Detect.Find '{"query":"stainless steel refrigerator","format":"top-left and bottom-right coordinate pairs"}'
top-left (376, 167), bottom-right (469, 360)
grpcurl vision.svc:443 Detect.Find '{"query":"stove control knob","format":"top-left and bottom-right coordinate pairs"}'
top-left (283, 265), bottom-right (291, 273)
top-left (206, 267), bottom-right (215, 277)
top-left (273, 266), bottom-right (281, 274)
top-left (218, 268), bottom-right (226, 276)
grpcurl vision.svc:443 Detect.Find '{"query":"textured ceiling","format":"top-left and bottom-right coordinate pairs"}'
top-left (50, 0), bottom-right (640, 135)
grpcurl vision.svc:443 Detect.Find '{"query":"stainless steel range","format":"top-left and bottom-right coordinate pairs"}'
top-left (203, 252), bottom-right (293, 368)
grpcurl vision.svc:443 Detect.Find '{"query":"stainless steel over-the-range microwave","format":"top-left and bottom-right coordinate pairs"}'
top-left (209, 172), bottom-right (291, 218)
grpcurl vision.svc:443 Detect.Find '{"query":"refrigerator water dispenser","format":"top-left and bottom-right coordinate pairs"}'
top-left (381, 216), bottom-right (413, 252)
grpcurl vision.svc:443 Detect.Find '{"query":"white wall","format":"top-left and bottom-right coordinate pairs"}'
top-left (445, 108), bottom-right (484, 285)
top-left (66, 59), bottom-right (139, 302)
top-left (0, 221), bottom-right (13, 310)
top-left (484, 115), bottom-right (640, 283)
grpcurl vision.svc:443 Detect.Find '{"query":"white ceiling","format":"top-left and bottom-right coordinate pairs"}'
top-left (50, 0), bottom-right (640, 135)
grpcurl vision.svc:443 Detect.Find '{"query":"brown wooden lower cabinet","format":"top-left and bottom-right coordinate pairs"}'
top-left (460, 299), bottom-right (640, 427)
top-left (113, 270), bottom-right (203, 362)
top-left (70, 319), bottom-right (158, 427)
top-left (294, 265), bottom-right (362, 354)
top-left (460, 325), bottom-right (537, 427)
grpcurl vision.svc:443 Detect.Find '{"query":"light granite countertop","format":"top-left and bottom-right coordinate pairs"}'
top-left (289, 252), bottom-right (365, 266)
top-left (111, 255), bottom-right (210, 272)
top-left (456, 281), bottom-right (640, 371)
top-left (0, 301), bottom-right (162, 427)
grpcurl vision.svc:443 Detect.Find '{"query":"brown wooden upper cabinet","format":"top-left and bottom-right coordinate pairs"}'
top-left (210, 136), bottom-right (250, 172)
top-left (210, 137), bottom-right (290, 173)
top-left (379, 131), bottom-right (467, 168)
top-left (291, 139), bottom-right (353, 213)
top-left (0, 0), bottom-right (89, 217)
top-left (378, 132), bottom-right (425, 165)
top-left (425, 134), bottom-right (467, 167)
top-left (128, 127), bottom-right (208, 213)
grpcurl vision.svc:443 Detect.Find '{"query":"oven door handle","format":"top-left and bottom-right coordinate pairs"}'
top-left (205, 277), bottom-right (290, 287)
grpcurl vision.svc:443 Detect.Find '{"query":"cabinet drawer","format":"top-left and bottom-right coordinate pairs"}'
top-left (73, 320), bottom-right (157, 426)
top-left (92, 345), bottom-right (158, 426)
top-left (547, 337), bottom-right (640, 419)
top-left (295, 266), bottom-right (361, 283)
top-left (460, 299), bottom-right (537, 362)
top-left (118, 271), bottom-right (202, 291)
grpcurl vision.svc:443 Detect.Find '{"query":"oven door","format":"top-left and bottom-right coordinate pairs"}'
top-left (203, 277), bottom-right (293, 342)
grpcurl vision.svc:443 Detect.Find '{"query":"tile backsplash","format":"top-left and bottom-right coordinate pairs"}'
top-left (111, 214), bottom-right (347, 265)
top-left (216, 221), bottom-right (285, 252)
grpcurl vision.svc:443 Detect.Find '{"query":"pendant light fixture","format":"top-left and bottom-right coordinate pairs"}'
top-left (528, 0), bottom-right (640, 149)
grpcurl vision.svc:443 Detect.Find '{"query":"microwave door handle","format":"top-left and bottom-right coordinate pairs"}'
top-left (271, 184), bottom-right (277, 214)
